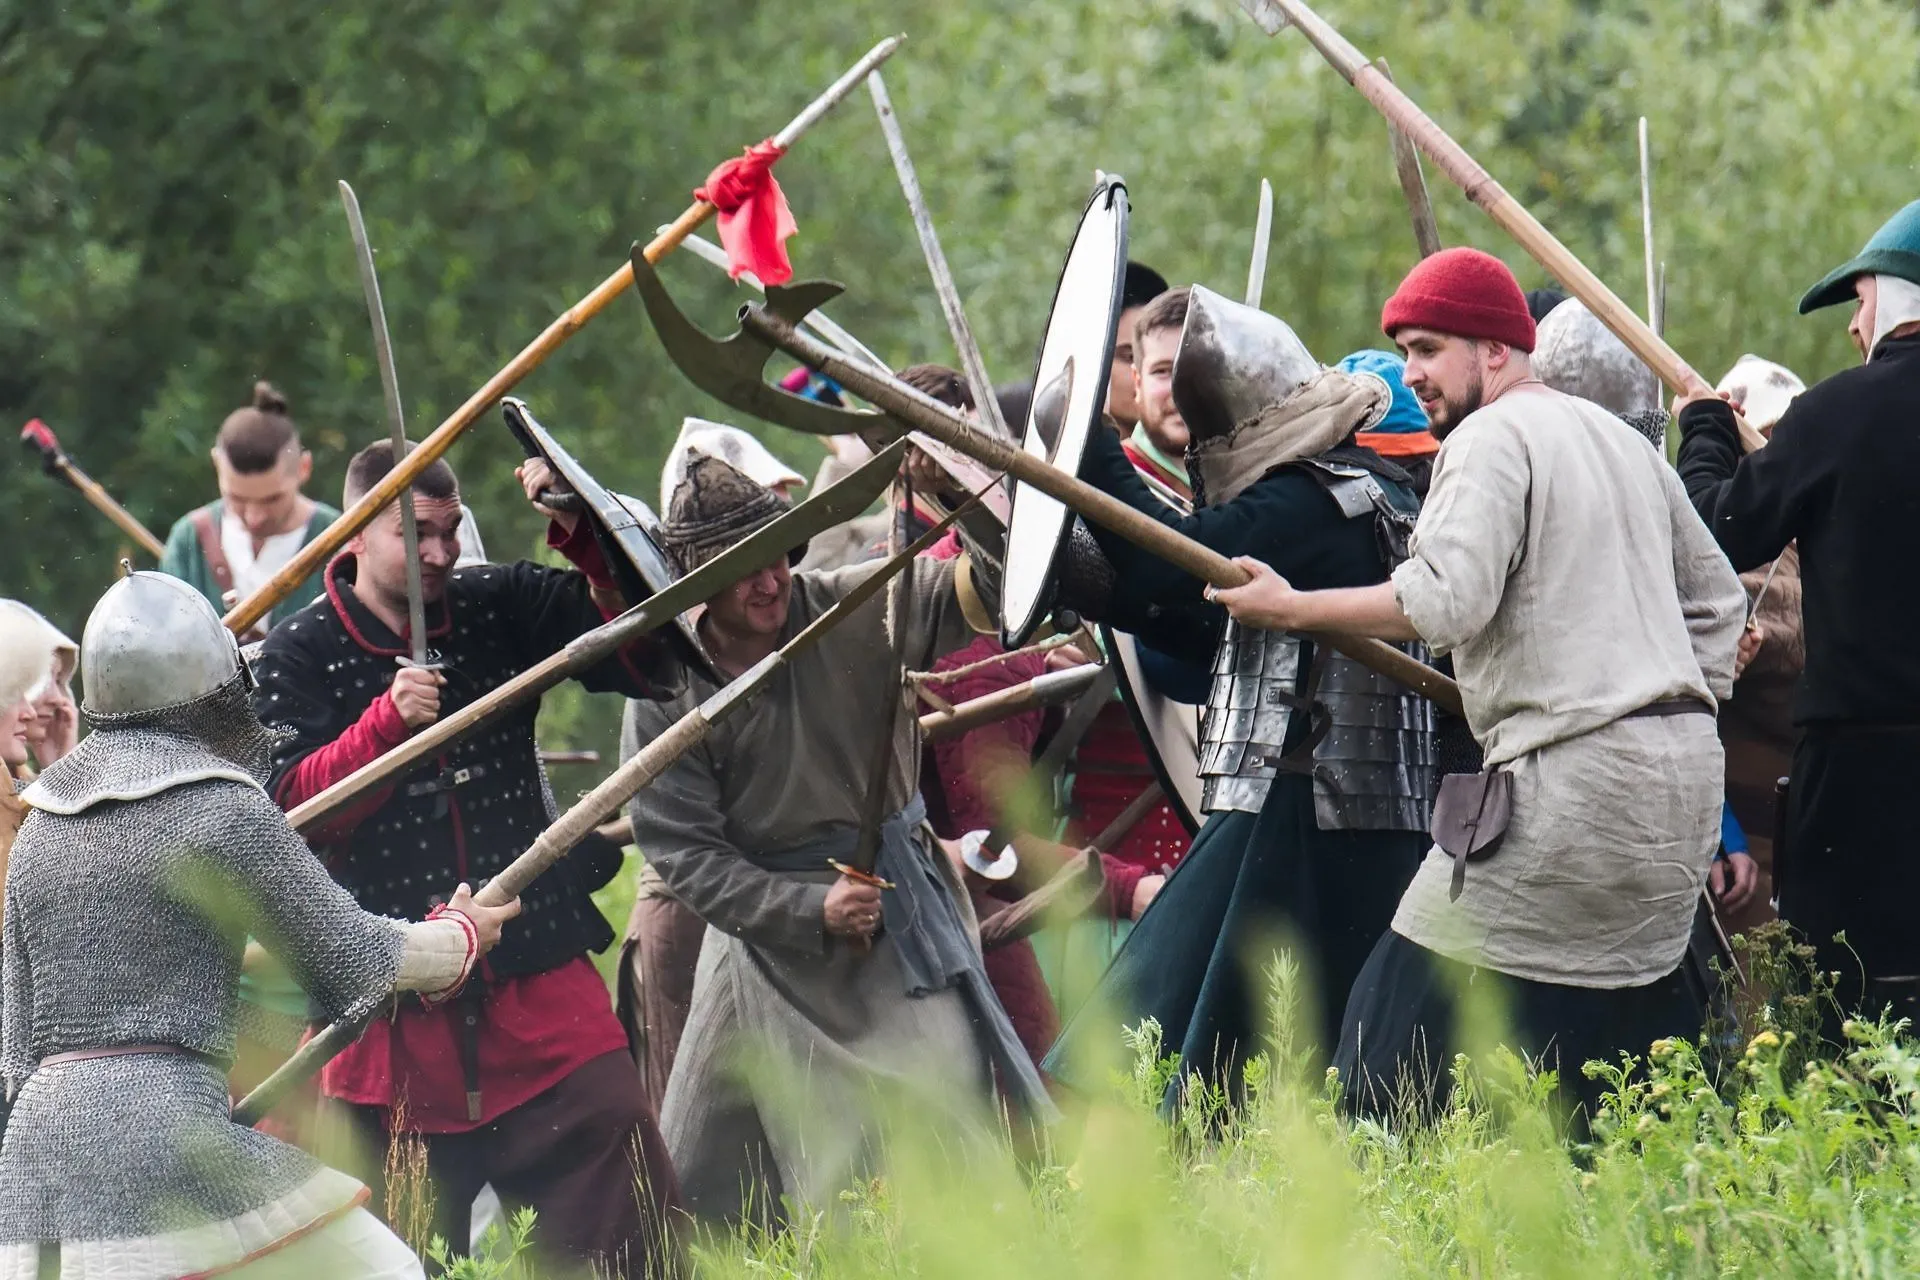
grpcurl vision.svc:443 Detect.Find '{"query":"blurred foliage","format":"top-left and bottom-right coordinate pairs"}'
top-left (5, 0), bottom-right (1919, 765)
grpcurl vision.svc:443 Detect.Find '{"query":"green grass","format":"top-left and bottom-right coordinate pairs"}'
top-left (562, 872), bottom-right (1920, 1279)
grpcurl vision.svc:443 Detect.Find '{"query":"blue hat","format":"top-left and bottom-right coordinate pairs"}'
top-left (1800, 199), bottom-right (1920, 314)
top-left (1338, 350), bottom-right (1428, 434)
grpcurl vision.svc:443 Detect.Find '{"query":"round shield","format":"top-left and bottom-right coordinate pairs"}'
top-left (999, 178), bottom-right (1130, 647)
top-left (1102, 625), bottom-right (1203, 836)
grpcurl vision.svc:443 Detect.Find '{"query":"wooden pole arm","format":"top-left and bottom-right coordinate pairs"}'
top-left (738, 306), bottom-right (1465, 717)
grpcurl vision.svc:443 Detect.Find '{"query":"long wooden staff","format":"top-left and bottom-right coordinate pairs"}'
top-left (729, 305), bottom-right (1465, 717)
top-left (19, 420), bottom-right (167, 559)
top-left (1240, 0), bottom-right (1765, 452)
top-left (222, 35), bottom-right (905, 636)
top-left (287, 439), bottom-right (908, 834)
top-left (235, 496), bottom-right (963, 1126)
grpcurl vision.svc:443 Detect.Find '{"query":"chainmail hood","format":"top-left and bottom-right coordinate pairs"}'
top-left (24, 672), bottom-right (284, 815)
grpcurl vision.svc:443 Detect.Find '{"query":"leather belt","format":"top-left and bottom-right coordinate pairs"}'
top-left (40, 1043), bottom-right (192, 1068)
top-left (405, 763), bottom-right (488, 798)
top-left (1622, 698), bottom-right (1713, 720)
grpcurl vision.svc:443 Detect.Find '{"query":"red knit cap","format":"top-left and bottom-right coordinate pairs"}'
top-left (1381, 247), bottom-right (1536, 352)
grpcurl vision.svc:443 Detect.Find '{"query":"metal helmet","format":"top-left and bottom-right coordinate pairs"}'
top-left (1532, 298), bottom-right (1659, 418)
top-left (80, 572), bottom-right (240, 718)
top-left (1171, 284), bottom-right (1320, 442)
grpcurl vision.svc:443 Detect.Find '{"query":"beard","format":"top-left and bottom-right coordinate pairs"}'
top-left (1427, 366), bottom-right (1486, 440)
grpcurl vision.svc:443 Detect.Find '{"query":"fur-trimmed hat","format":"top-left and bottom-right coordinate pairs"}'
top-left (659, 450), bottom-right (801, 573)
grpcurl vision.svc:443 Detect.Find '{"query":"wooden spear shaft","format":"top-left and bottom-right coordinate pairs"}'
top-left (1245, 0), bottom-right (1764, 451)
top-left (222, 35), bottom-right (906, 636)
top-left (738, 307), bottom-right (1465, 717)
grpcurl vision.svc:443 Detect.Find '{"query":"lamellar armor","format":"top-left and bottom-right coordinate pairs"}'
top-left (1175, 289), bottom-right (1433, 829)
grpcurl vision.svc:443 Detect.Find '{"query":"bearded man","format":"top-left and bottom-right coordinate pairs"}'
top-left (625, 451), bottom-right (1049, 1225)
top-left (251, 440), bottom-right (683, 1274)
top-left (1119, 285), bottom-right (1194, 506)
top-left (0, 572), bottom-right (516, 1278)
top-left (1215, 248), bottom-right (1745, 1123)
top-left (1678, 199), bottom-right (1920, 1020)
top-left (1044, 284), bottom-right (1435, 1099)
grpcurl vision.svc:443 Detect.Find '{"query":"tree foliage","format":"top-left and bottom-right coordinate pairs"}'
top-left (3, 0), bottom-right (1914, 630)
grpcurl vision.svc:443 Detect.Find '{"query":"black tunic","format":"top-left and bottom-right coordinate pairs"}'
top-left (1678, 334), bottom-right (1920, 1012)
top-left (1044, 429), bottom-right (1427, 1094)
top-left (253, 555), bottom-right (668, 979)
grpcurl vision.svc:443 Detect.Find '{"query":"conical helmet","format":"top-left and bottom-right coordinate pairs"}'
top-left (1532, 299), bottom-right (1659, 418)
top-left (1171, 284), bottom-right (1320, 442)
top-left (80, 572), bottom-right (240, 718)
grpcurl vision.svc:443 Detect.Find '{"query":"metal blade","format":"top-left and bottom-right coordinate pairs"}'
top-left (1640, 117), bottom-right (1658, 335)
top-left (1375, 60), bottom-right (1442, 259)
top-left (339, 180), bottom-right (430, 666)
top-left (850, 473), bottom-right (913, 874)
top-left (868, 70), bottom-right (1008, 439)
top-left (670, 229), bottom-right (891, 373)
top-left (1245, 178), bottom-right (1274, 309)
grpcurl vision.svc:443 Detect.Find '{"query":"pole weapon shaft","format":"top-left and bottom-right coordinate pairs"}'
top-left (20, 421), bottom-right (167, 558)
top-left (339, 181), bottom-right (431, 665)
top-left (236, 493), bottom-right (958, 1126)
top-left (222, 35), bottom-right (906, 636)
top-left (1246, 178), bottom-right (1274, 308)
top-left (1241, 0), bottom-right (1765, 452)
top-left (673, 230), bottom-right (890, 372)
top-left (736, 304), bottom-right (1465, 717)
top-left (868, 71), bottom-right (1008, 438)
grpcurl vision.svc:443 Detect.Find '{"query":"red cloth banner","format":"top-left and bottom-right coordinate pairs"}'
top-left (695, 140), bottom-right (798, 285)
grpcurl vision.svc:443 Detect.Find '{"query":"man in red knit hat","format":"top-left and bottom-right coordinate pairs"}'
top-left (1213, 248), bottom-right (1747, 1126)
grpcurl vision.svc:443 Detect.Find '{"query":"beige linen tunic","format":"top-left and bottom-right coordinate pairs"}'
top-left (1389, 386), bottom-right (1745, 987)
top-left (626, 556), bottom-right (993, 1222)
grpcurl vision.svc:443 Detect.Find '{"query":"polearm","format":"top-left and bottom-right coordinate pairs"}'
top-left (919, 662), bottom-right (1102, 743)
top-left (673, 230), bottom-right (890, 371)
top-left (19, 420), bottom-right (167, 559)
top-left (1245, 178), bottom-right (1274, 308)
top-left (288, 439), bottom-right (909, 835)
top-left (1375, 59), bottom-right (1441, 259)
top-left (867, 70), bottom-right (1009, 438)
top-left (339, 181), bottom-right (431, 665)
top-left (1239, 0), bottom-right (1766, 452)
top-left (1639, 117), bottom-right (1659, 335)
top-left (236, 495), bottom-right (962, 1126)
top-left (221, 35), bottom-right (906, 636)
top-left (719, 301), bottom-right (1464, 717)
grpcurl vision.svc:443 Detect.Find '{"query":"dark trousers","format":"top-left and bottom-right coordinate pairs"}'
top-left (616, 894), bottom-right (708, 1119)
top-left (1780, 725), bottom-right (1920, 1021)
top-left (350, 1050), bottom-right (682, 1278)
top-left (1334, 931), bottom-right (1702, 1129)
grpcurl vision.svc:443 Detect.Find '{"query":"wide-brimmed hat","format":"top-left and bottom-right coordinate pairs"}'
top-left (659, 450), bottom-right (802, 573)
top-left (1800, 199), bottom-right (1920, 314)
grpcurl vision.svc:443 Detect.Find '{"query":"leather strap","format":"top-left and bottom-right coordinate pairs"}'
top-left (189, 505), bottom-right (235, 594)
top-left (1622, 698), bottom-right (1713, 720)
top-left (40, 1043), bottom-right (190, 1068)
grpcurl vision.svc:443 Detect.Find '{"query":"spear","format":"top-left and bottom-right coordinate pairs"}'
top-left (19, 420), bottom-right (166, 559)
top-left (236, 494), bottom-right (964, 1126)
top-left (222, 35), bottom-right (906, 636)
top-left (1238, 0), bottom-right (1765, 451)
top-left (867, 69), bottom-right (1008, 438)
top-left (288, 438), bottom-right (909, 835)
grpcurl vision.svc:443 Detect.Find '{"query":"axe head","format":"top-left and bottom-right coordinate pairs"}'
top-left (627, 245), bottom-right (899, 441)
top-left (20, 419), bottom-right (70, 479)
top-left (1239, 0), bottom-right (1292, 34)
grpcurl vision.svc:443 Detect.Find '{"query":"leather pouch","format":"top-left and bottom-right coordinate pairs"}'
top-left (1430, 770), bottom-right (1513, 901)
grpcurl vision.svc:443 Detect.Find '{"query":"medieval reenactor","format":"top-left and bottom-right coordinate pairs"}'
top-left (626, 452), bottom-right (1050, 1224)
top-left (1678, 198), bottom-right (1920, 1021)
top-left (0, 572), bottom-right (515, 1277)
top-left (1705, 354), bottom-right (1809, 934)
top-left (1106, 259), bottom-right (1172, 431)
top-left (250, 440), bottom-right (684, 1273)
top-left (1044, 282), bottom-right (1436, 1099)
top-left (157, 381), bottom-right (342, 638)
top-left (1215, 247), bottom-right (1746, 1122)
top-left (0, 602), bottom-right (77, 777)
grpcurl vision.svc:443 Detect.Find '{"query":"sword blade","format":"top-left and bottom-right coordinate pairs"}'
top-left (1639, 117), bottom-right (1658, 335)
top-left (1245, 178), bottom-right (1273, 308)
top-left (339, 180), bottom-right (430, 666)
top-left (867, 70), bottom-right (1008, 438)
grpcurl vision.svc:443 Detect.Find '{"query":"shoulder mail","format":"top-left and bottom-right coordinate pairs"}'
top-left (23, 730), bottom-right (265, 816)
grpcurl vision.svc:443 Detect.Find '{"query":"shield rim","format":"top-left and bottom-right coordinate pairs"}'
top-left (500, 398), bottom-right (717, 683)
top-left (999, 178), bottom-right (1131, 647)
top-left (1101, 623), bottom-right (1203, 837)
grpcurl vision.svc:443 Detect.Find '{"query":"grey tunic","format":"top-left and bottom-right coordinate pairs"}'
top-left (0, 772), bottom-right (405, 1251)
top-left (625, 557), bottom-right (1005, 1222)
top-left (1388, 387), bottom-right (1745, 986)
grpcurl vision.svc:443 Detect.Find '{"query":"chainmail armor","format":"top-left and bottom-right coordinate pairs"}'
top-left (0, 707), bottom-right (405, 1243)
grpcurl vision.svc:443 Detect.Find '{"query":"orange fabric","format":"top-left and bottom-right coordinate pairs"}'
top-left (1355, 429), bottom-right (1440, 458)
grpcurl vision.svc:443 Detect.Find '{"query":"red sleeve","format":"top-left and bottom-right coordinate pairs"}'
top-left (546, 519), bottom-right (620, 600)
top-left (274, 691), bottom-right (412, 843)
top-left (925, 638), bottom-right (1049, 833)
top-left (1100, 854), bottom-right (1147, 922)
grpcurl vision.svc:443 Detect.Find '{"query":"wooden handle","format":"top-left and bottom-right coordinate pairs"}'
top-left (740, 308), bottom-right (1465, 717)
top-left (476, 710), bottom-right (710, 907)
top-left (979, 849), bottom-right (1106, 952)
top-left (918, 664), bottom-right (1102, 743)
top-left (69, 466), bottom-right (167, 560)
